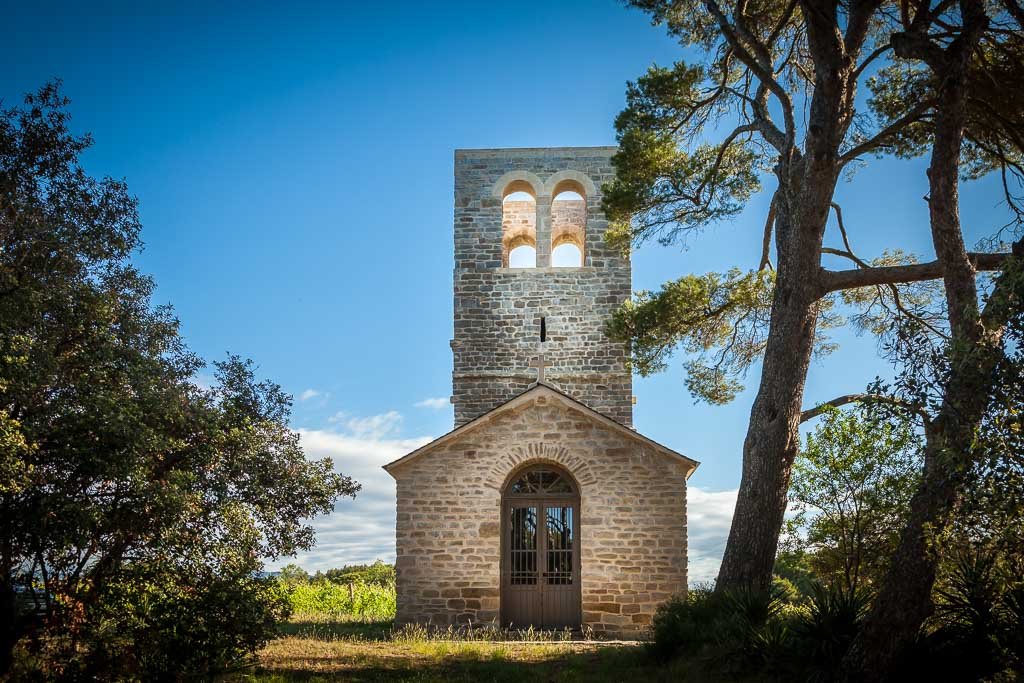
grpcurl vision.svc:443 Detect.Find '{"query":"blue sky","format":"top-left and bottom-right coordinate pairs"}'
top-left (4, 1), bottom-right (1011, 582)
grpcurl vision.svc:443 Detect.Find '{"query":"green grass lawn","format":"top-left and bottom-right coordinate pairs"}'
top-left (234, 619), bottom-right (700, 682)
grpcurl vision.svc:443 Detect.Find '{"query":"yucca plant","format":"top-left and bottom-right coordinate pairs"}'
top-left (1001, 582), bottom-right (1024, 668)
top-left (933, 548), bottom-right (1005, 642)
top-left (702, 587), bottom-right (789, 677)
top-left (919, 547), bottom-right (1017, 681)
top-left (790, 582), bottom-right (869, 682)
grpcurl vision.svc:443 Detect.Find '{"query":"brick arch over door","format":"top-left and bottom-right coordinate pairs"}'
top-left (483, 442), bottom-right (597, 491)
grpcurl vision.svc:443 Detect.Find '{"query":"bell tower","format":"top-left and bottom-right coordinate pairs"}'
top-left (451, 147), bottom-right (632, 427)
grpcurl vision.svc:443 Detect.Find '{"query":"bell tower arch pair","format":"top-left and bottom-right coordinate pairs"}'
top-left (451, 147), bottom-right (633, 429)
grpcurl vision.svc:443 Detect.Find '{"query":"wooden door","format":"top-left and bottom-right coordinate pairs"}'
top-left (501, 467), bottom-right (581, 629)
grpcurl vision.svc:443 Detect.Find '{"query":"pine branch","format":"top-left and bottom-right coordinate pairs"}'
top-left (800, 393), bottom-right (930, 423)
top-left (821, 251), bottom-right (1011, 292)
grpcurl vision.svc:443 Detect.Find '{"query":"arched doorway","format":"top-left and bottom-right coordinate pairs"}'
top-left (500, 464), bottom-right (581, 629)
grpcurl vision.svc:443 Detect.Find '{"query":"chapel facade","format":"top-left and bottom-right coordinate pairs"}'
top-left (383, 147), bottom-right (697, 637)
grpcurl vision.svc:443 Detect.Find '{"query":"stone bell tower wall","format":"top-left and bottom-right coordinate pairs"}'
top-left (451, 147), bottom-right (633, 427)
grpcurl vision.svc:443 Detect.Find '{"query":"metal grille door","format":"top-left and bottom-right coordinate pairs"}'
top-left (501, 467), bottom-right (581, 629)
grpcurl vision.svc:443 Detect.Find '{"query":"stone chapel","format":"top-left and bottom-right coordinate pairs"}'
top-left (383, 146), bottom-right (698, 637)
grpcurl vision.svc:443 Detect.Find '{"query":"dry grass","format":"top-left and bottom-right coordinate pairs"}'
top-left (229, 619), bottom-right (698, 682)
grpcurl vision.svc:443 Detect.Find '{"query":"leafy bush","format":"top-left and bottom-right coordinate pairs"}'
top-left (648, 586), bottom-right (723, 661)
top-left (649, 586), bottom-right (789, 674)
top-left (9, 565), bottom-right (291, 680)
top-left (94, 569), bottom-right (289, 678)
top-left (318, 560), bottom-right (395, 587)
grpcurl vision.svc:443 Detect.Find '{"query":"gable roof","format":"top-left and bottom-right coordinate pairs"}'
top-left (382, 382), bottom-right (700, 478)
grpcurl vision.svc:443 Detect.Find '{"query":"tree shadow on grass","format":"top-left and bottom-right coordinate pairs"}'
top-left (277, 620), bottom-right (394, 641)
top-left (247, 645), bottom-right (701, 683)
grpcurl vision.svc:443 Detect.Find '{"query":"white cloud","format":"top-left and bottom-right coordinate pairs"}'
top-left (686, 487), bottom-right (738, 585)
top-left (325, 410), bottom-right (404, 440)
top-left (299, 388), bottom-right (322, 401)
top-left (414, 397), bottom-right (450, 410)
top-left (266, 414), bottom-right (431, 572)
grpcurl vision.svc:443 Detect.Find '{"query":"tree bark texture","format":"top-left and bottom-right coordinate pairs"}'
top-left (716, 192), bottom-right (825, 591)
top-left (852, 4), bottom-right (998, 678)
top-left (717, 24), bottom-right (861, 588)
top-left (720, 61), bottom-right (858, 592)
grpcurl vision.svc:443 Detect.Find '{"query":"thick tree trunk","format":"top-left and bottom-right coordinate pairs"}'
top-left (717, 17), bottom-right (861, 588)
top-left (716, 199), bottom-right (823, 590)
top-left (851, 6), bottom-right (994, 677)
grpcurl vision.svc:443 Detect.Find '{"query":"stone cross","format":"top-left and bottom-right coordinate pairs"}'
top-left (530, 354), bottom-right (553, 384)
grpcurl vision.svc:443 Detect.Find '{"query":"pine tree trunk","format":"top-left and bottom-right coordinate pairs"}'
top-left (716, 33), bottom-right (861, 589)
top-left (851, 6), bottom-right (995, 676)
top-left (716, 207), bottom-right (822, 590)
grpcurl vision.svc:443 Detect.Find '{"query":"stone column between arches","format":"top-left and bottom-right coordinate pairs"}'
top-left (534, 194), bottom-right (552, 268)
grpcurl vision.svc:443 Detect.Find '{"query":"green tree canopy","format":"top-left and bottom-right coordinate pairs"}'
top-left (784, 408), bottom-right (921, 595)
top-left (603, 0), bottom-right (1023, 599)
top-left (0, 82), bottom-right (359, 678)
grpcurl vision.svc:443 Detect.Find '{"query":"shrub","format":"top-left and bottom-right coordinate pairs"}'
top-left (23, 566), bottom-right (292, 680)
top-left (648, 586), bottom-right (724, 661)
top-left (789, 583), bottom-right (869, 681)
top-left (650, 583), bottom-right (875, 681)
top-left (649, 586), bottom-right (790, 675)
top-left (897, 547), bottom-right (1024, 681)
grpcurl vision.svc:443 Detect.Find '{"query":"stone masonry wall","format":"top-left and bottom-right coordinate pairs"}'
top-left (390, 394), bottom-right (689, 637)
top-left (453, 147), bottom-right (632, 427)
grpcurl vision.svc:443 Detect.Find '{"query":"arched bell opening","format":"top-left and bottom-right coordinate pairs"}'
top-left (502, 187), bottom-right (537, 268)
top-left (550, 182), bottom-right (586, 267)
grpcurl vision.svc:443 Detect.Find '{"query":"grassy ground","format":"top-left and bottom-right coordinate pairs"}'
top-left (235, 619), bottom-right (696, 682)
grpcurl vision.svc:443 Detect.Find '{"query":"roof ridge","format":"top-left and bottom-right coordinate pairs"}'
top-left (382, 383), bottom-right (699, 477)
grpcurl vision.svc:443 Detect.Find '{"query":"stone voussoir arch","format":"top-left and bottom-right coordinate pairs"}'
top-left (542, 170), bottom-right (598, 198)
top-left (486, 443), bottom-right (596, 491)
top-left (491, 170), bottom-right (546, 199)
